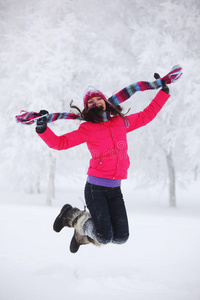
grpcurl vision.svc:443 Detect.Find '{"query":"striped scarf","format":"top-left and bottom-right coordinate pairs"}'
top-left (108, 65), bottom-right (182, 105)
top-left (15, 65), bottom-right (182, 125)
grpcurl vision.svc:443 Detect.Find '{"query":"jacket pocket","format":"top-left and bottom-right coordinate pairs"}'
top-left (89, 158), bottom-right (102, 169)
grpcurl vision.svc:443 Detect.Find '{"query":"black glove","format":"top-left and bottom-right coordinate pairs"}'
top-left (36, 110), bottom-right (49, 133)
top-left (154, 73), bottom-right (169, 94)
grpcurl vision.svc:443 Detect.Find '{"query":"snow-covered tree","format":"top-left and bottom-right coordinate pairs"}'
top-left (124, 0), bottom-right (200, 206)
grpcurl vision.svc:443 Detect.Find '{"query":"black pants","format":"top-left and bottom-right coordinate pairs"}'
top-left (84, 182), bottom-right (129, 244)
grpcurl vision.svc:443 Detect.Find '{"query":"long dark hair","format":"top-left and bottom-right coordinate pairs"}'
top-left (70, 100), bottom-right (130, 123)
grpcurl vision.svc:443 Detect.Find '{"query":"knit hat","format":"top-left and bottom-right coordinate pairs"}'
top-left (83, 86), bottom-right (107, 108)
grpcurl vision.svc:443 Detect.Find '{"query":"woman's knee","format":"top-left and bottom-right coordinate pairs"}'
top-left (112, 232), bottom-right (129, 244)
top-left (96, 231), bottom-right (113, 245)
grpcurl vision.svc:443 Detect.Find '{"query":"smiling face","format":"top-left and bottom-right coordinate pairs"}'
top-left (87, 97), bottom-right (106, 111)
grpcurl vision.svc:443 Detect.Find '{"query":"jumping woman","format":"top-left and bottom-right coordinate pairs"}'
top-left (16, 66), bottom-right (182, 253)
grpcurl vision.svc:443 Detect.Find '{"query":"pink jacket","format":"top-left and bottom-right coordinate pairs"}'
top-left (37, 90), bottom-right (170, 180)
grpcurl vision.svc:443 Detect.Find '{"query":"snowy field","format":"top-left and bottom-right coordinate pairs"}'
top-left (0, 181), bottom-right (200, 300)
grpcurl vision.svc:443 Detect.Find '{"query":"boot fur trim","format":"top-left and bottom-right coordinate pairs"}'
top-left (73, 211), bottom-right (91, 236)
top-left (88, 236), bottom-right (101, 247)
top-left (63, 207), bottom-right (81, 228)
top-left (75, 231), bottom-right (91, 245)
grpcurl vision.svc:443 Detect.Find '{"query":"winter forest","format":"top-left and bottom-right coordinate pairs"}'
top-left (0, 0), bottom-right (200, 206)
top-left (0, 1), bottom-right (200, 300)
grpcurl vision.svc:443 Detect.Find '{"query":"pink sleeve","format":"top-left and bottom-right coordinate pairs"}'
top-left (37, 124), bottom-right (88, 150)
top-left (126, 90), bottom-right (170, 133)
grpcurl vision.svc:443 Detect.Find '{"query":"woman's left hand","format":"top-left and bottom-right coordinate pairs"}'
top-left (154, 73), bottom-right (169, 94)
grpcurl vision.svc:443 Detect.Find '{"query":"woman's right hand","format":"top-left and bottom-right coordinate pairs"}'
top-left (36, 110), bottom-right (49, 133)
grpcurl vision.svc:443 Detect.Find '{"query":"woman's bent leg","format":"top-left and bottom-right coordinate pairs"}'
top-left (107, 187), bottom-right (129, 244)
top-left (84, 182), bottom-right (113, 244)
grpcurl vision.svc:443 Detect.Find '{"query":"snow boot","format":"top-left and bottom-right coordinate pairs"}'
top-left (53, 204), bottom-right (101, 253)
top-left (70, 230), bottom-right (91, 253)
top-left (53, 204), bottom-right (81, 232)
top-left (70, 211), bottom-right (101, 253)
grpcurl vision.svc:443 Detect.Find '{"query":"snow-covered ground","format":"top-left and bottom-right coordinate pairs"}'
top-left (0, 181), bottom-right (200, 300)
